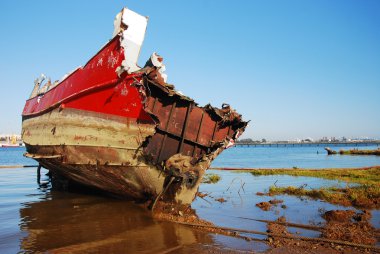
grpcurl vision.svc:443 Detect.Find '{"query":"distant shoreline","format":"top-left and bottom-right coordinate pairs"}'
top-left (235, 141), bottom-right (380, 146)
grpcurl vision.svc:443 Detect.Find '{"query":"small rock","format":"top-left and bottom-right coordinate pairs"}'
top-left (323, 210), bottom-right (355, 222)
top-left (269, 199), bottom-right (284, 205)
top-left (215, 197), bottom-right (226, 203)
top-left (256, 202), bottom-right (272, 211)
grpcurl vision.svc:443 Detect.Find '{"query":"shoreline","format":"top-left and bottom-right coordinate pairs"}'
top-left (210, 165), bottom-right (380, 171)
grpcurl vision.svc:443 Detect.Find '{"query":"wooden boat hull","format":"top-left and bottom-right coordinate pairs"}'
top-left (21, 8), bottom-right (248, 205)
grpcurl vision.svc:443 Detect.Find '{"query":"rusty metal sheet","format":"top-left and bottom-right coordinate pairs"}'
top-left (184, 107), bottom-right (203, 142)
top-left (167, 105), bottom-right (187, 137)
top-left (196, 113), bottom-right (216, 147)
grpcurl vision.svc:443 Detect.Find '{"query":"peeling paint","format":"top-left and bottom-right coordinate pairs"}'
top-left (114, 8), bottom-right (148, 75)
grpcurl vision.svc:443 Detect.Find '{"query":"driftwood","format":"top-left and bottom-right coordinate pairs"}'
top-left (324, 147), bottom-right (337, 155)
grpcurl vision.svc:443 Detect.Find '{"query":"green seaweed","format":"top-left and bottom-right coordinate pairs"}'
top-left (249, 167), bottom-right (380, 186)
top-left (202, 173), bottom-right (221, 184)
top-left (268, 184), bottom-right (380, 209)
top-left (339, 149), bottom-right (380, 156)
top-left (248, 166), bottom-right (380, 208)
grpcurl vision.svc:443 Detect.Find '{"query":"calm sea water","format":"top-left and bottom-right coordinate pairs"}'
top-left (0, 146), bottom-right (379, 253)
top-left (212, 144), bottom-right (380, 168)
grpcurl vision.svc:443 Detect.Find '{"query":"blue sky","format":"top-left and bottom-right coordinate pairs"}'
top-left (0, 0), bottom-right (379, 140)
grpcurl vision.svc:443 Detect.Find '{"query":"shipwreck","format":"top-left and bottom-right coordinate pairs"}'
top-left (21, 8), bottom-right (247, 205)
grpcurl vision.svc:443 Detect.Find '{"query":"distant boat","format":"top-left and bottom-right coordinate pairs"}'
top-left (21, 7), bottom-right (247, 205)
top-left (1, 144), bottom-right (21, 148)
top-left (1, 135), bottom-right (22, 147)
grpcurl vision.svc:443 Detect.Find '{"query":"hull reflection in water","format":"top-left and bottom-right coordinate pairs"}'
top-left (19, 191), bottom-right (212, 253)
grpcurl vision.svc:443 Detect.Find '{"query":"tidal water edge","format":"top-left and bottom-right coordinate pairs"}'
top-left (0, 146), bottom-right (379, 253)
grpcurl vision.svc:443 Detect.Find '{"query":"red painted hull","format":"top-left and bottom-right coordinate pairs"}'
top-left (23, 36), bottom-right (151, 122)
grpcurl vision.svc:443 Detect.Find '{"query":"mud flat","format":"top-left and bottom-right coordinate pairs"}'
top-left (186, 167), bottom-right (380, 253)
top-left (339, 149), bottom-right (380, 156)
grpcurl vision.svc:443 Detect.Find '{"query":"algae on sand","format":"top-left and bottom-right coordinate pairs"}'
top-left (250, 166), bottom-right (380, 185)
top-left (249, 167), bottom-right (380, 209)
top-left (339, 148), bottom-right (380, 156)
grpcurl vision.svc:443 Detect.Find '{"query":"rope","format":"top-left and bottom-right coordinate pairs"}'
top-left (237, 217), bottom-right (323, 231)
top-left (151, 177), bottom-right (175, 211)
top-left (173, 220), bottom-right (380, 251)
